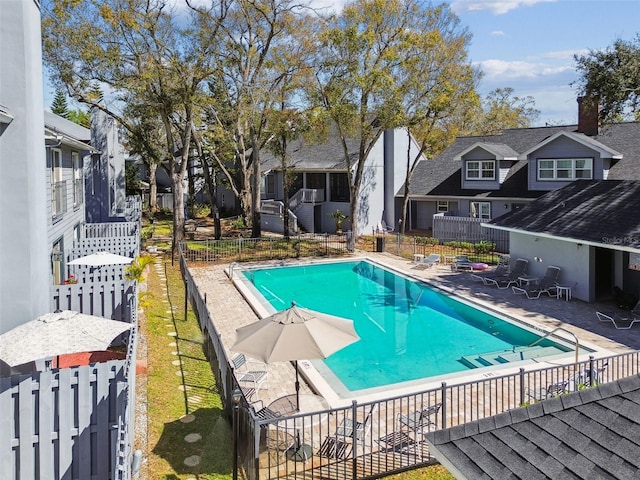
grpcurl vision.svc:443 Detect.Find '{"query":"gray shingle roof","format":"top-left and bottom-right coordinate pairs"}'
top-left (426, 375), bottom-right (640, 479)
top-left (487, 180), bottom-right (640, 249)
top-left (409, 122), bottom-right (640, 198)
top-left (259, 129), bottom-right (360, 171)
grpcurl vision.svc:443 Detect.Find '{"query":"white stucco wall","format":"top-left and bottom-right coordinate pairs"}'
top-left (0, 0), bottom-right (50, 333)
top-left (509, 232), bottom-right (591, 301)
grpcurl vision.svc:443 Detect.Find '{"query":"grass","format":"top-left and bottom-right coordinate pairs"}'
top-left (142, 211), bottom-right (454, 479)
top-left (143, 255), bottom-right (233, 479)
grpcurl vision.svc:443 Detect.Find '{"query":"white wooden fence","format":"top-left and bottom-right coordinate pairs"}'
top-left (432, 214), bottom-right (509, 252)
top-left (51, 281), bottom-right (137, 324)
top-left (83, 222), bottom-right (139, 240)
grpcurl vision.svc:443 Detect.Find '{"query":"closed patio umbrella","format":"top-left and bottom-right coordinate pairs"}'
top-left (68, 251), bottom-right (134, 266)
top-left (0, 310), bottom-right (133, 367)
top-left (231, 302), bottom-right (360, 410)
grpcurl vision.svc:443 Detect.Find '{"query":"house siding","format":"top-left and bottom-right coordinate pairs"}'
top-left (509, 232), bottom-right (591, 301)
top-left (527, 136), bottom-right (604, 191)
top-left (0, 0), bottom-right (50, 332)
top-left (47, 146), bottom-right (87, 284)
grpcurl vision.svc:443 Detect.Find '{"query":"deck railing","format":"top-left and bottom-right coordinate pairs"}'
top-left (178, 243), bottom-right (640, 480)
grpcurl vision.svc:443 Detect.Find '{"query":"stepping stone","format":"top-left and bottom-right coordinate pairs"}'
top-left (172, 360), bottom-right (181, 366)
top-left (187, 396), bottom-right (202, 404)
top-left (167, 332), bottom-right (177, 336)
top-left (171, 351), bottom-right (179, 355)
top-left (183, 455), bottom-right (200, 467)
top-left (178, 385), bottom-right (192, 391)
top-left (175, 370), bottom-right (185, 376)
top-left (179, 414), bottom-right (195, 423)
top-left (168, 342), bottom-right (177, 347)
top-left (184, 433), bottom-right (201, 443)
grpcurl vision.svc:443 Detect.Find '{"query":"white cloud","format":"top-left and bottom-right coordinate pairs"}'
top-left (541, 48), bottom-right (589, 60)
top-left (476, 59), bottom-right (540, 79)
top-left (450, 0), bottom-right (556, 15)
top-left (490, 30), bottom-right (507, 37)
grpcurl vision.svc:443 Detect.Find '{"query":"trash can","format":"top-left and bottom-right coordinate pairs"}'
top-left (376, 236), bottom-right (385, 252)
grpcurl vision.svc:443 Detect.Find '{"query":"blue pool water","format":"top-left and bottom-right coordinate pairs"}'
top-left (243, 260), bottom-right (569, 391)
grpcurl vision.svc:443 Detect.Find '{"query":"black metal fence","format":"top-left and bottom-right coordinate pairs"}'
top-left (180, 233), bottom-right (354, 263)
top-left (178, 243), bottom-right (640, 480)
top-left (363, 232), bottom-right (506, 265)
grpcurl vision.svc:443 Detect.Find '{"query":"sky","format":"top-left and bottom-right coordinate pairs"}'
top-left (45, 0), bottom-right (640, 128)
top-left (311, 0), bottom-right (640, 127)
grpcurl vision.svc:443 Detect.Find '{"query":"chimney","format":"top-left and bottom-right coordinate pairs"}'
top-left (577, 96), bottom-right (600, 136)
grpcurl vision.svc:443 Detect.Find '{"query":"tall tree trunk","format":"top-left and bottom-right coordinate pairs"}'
top-left (250, 128), bottom-right (261, 238)
top-left (149, 162), bottom-right (158, 214)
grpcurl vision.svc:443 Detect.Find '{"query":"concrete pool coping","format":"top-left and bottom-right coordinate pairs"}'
top-left (190, 252), bottom-right (635, 410)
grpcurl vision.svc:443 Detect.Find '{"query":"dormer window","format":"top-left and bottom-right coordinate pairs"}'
top-left (466, 160), bottom-right (495, 180)
top-left (537, 158), bottom-right (593, 180)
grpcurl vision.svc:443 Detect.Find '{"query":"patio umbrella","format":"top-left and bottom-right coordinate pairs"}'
top-left (231, 302), bottom-right (360, 410)
top-left (0, 310), bottom-right (133, 367)
top-left (68, 251), bottom-right (134, 266)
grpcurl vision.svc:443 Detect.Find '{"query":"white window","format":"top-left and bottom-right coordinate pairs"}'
top-left (470, 201), bottom-right (491, 219)
top-left (466, 160), bottom-right (495, 180)
top-left (538, 158), bottom-right (593, 180)
top-left (51, 149), bottom-right (66, 217)
top-left (436, 201), bottom-right (449, 212)
top-left (72, 152), bottom-right (83, 207)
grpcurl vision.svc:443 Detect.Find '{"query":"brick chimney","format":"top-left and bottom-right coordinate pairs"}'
top-left (577, 96), bottom-right (600, 136)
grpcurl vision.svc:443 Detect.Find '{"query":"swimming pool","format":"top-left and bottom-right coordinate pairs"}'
top-left (240, 259), bottom-right (576, 393)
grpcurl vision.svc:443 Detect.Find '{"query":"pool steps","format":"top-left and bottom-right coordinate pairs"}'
top-left (460, 345), bottom-right (566, 368)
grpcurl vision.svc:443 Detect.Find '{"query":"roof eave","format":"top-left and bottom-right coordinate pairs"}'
top-left (482, 223), bottom-right (640, 253)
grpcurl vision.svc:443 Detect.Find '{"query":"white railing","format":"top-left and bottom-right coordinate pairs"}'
top-left (289, 188), bottom-right (324, 211)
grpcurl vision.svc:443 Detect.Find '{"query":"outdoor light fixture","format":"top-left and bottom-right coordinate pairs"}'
top-left (232, 389), bottom-right (242, 480)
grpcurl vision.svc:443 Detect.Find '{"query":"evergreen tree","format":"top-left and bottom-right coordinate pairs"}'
top-left (51, 89), bottom-right (69, 118)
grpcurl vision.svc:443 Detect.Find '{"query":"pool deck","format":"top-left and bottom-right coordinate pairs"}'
top-left (189, 251), bottom-right (640, 410)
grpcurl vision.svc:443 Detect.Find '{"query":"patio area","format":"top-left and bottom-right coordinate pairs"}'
top-left (188, 250), bottom-right (638, 411)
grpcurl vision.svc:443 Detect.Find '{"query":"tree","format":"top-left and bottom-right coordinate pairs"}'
top-left (194, 0), bottom-right (305, 238)
top-left (464, 88), bottom-right (540, 135)
top-left (312, 0), bottom-right (479, 236)
top-left (51, 88), bottom-right (69, 117)
top-left (574, 35), bottom-right (640, 123)
top-left (42, 0), bottom-right (221, 254)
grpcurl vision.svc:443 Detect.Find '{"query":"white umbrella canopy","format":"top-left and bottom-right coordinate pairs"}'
top-left (0, 310), bottom-right (133, 367)
top-left (231, 302), bottom-right (360, 409)
top-left (68, 251), bottom-right (134, 266)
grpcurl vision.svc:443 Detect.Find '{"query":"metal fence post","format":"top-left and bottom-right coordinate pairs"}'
top-left (351, 400), bottom-right (358, 480)
top-left (440, 382), bottom-right (447, 429)
top-left (519, 368), bottom-right (525, 406)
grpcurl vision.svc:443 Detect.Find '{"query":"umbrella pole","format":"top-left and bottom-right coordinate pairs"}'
top-left (295, 360), bottom-right (300, 411)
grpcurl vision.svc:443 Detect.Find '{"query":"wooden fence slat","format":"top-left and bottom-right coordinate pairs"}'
top-left (18, 375), bottom-right (35, 480)
top-left (58, 369), bottom-right (73, 480)
top-left (38, 371), bottom-right (55, 479)
top-left (0, 376), bottom-right (14, 479)
top-left (95, 364), bottom-right (110, 479)
top-left (77, 367), bottom-right (92, 479)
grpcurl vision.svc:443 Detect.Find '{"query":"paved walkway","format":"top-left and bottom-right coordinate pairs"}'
top-left (188, 251), bottom-right (640, 410)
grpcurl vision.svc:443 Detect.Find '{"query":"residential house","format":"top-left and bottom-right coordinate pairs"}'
top-left (1, 3), bottom-right (139, 478)
top-left (259, 128), bottom-right (422, 234)
top-left (487, 180), bottom-right (640, 303)
top-left (407, 98), bottom-right (640, 232)
top-left (45, 110), bottom-right (95, 285)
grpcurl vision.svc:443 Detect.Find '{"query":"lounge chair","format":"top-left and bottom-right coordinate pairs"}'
top-left (574, 362), bottom-right (609, 388)
top-left (413, 253), bottom-right (441, 270)
top-left (596, 299), bottom-right (640, 329)
top-left (319, 404), bottom-right (376, 460)
top-left (511, 266), bottom-right (561, 299)
top-left (232, 353), bottom-right (270, 393)
top-left (398, 403), bottom-right (441, 434)
top-left (470, 263), bottom-right (509, 282)
top-left (484, 258), bottom-right (528, 289)
top-left (450, 255), bottom-right (473, 272)
top-left (527, 379), bottom-right (571, 402)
